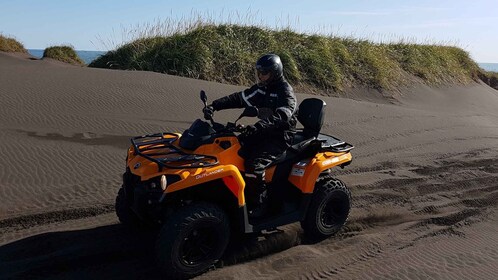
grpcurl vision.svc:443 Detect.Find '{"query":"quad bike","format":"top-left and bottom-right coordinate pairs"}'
top-left (116, 90), bottom-right (354, 279)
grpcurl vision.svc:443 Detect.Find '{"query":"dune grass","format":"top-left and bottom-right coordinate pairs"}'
top-left (90, 23), bottom-right (483, 93)
top-left (0, 34), bottom-right (27, 53)
top-left (43, 45), bottom-right (85, 65)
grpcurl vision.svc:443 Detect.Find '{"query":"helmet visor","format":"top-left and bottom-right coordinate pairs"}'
top-left (255, 64), bottom-right (270, 75)
top-left (255, 68), bottom-right (271, 84)
top-left (257, 69), bottom-right (270, 76)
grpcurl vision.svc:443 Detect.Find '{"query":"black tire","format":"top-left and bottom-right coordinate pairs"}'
top-left (115, 186), bottom-right (142, 227)
top-left (301, 176), bottom-right (351, 241)
top-left (156, 202), bottom-right (230, 279)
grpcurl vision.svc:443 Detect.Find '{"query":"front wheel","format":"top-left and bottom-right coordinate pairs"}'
top-left (156, 202), bottom-right (230, 279)
top-left (115, 186), bottom-right (142, 227)
top-left (301, 177), bottom-right (351, 241)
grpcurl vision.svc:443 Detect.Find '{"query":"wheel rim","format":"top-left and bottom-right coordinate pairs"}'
top-left (320, 191), bottom-right (349, 229)
top-left (179, 225), bottom-right (220, 266)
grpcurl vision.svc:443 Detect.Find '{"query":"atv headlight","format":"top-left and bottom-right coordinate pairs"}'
top-left (160, 175), bottom-right (168, 191)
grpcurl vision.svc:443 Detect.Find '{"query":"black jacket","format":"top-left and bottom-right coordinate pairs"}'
top-left (212, 78), bottom-right (298, 147)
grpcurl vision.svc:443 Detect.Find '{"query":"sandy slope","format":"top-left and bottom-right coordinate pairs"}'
top-left (1, 52), bottom-right (497, 279)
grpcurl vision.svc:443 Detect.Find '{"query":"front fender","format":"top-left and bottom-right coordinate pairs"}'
top-left (165, 165), bottom-right (246, 206)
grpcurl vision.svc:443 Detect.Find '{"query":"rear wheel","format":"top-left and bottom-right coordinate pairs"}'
top-left (301, 177), bottom-right (351, 241)
top-left (156, 202), bottom-right (230, 279)
top-left (115, 186), bottom-right (142, 227)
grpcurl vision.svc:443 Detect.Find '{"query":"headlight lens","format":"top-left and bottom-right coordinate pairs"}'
top-left (160, 175), bottom-right (168, 191)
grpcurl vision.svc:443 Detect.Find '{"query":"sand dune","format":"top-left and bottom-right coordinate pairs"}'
top-left (1, 52), bottom-right (498, 279)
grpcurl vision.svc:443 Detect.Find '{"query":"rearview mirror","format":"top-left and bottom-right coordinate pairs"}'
top-left (200, 90), bottom-right (207, 105)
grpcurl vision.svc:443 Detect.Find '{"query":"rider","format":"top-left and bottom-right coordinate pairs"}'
top-left (203, 54), bottom-right (298, 216)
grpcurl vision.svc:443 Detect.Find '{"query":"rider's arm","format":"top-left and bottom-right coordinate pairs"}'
top-left (212, 85), bottom-right (264, 111)
top-left (255, 84), bottom-right (296, 131)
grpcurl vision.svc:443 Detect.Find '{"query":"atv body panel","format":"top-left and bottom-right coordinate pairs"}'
top-left (287, 134), bottom-right (353, 193)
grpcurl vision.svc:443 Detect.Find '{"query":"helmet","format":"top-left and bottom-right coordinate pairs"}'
top-left (255, 54), bottom-right (283, 84)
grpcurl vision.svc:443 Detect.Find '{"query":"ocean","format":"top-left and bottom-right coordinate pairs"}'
top-left (27, 49), bottom-right (106, 64)
top-left (479, 63), bottom-right (498, 72)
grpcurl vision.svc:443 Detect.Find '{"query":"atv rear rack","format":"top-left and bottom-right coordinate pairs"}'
top-left (318, 133), bottom-right (354, 153)
top-left (131, 133), bottom-right (218, 171)
top-left (290, 131), bottom-right (354, 154)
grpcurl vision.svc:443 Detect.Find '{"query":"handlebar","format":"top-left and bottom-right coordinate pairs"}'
top-left (200, 90), bottom-right (256, 135)
top-left (214, 122), bottom-right (245, 134)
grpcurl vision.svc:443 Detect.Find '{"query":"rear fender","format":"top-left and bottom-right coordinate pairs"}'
top-left (288, 152), bottom-right (352, 193)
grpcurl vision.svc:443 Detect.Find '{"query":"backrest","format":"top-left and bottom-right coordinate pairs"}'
top-left (297, 98), bottom-right (326, 138)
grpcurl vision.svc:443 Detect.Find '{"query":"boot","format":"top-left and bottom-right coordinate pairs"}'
top-left (245, 172), bottom-right (269, 218)
top-left (248, 186), bottom-right (268, 218)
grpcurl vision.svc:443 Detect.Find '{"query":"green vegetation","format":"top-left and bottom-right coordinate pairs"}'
top-left (90, 24), bottom-right (483, 92)
top-left (0, 34), bottom-right (27, 53)
top-left (43, 45), bottom-right (84, 65)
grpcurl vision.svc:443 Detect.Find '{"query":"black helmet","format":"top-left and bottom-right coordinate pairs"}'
top-left (255, 54), bottom-right (283, 84)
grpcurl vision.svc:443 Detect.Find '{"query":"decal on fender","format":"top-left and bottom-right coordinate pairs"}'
top-left (322, 157), bottom-right (341, 166)
top-left (291, 167), bottom-right (305, 177)
top-left (195, 169), bottom-right (223, 179)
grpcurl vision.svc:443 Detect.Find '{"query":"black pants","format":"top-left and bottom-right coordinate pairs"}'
top-left (239, 137), bottom-right (286, 206)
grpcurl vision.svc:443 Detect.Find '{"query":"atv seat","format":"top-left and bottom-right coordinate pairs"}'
top-left (268, 98), bottom-right (326, 167)
top-left (295, 98), bottom-right (326, 140)
top-left (264, 98), bottom-right (352, 186)
top-left (287, 97), bottom-right (326, 153)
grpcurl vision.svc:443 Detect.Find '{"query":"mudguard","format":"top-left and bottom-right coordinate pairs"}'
top-left (288, 151), bottom-right (352, 193)
top-left (164, 165), bottom-right (246, 206)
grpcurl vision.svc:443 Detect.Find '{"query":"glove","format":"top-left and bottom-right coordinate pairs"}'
top-left (244, 125), bottom-right (258, 136)
top-left (203, 105), bottom-right (215, 120)
top-left (240, 124), bottom-right (259, 139)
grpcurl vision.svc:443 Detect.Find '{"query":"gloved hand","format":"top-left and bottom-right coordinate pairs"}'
top-left (240, 124), bottom-right (259, 139)
top-left (244, 124), bottom-right (258, 136)
top-left (203, 105), bottom-right (215, 120)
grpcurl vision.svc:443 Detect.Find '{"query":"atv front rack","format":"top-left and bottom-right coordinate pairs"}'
top-left (131, 133), bottom-right (218, 171)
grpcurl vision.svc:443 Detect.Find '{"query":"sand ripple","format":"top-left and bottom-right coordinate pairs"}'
top-left (1, 52), bottom-right (498, 279)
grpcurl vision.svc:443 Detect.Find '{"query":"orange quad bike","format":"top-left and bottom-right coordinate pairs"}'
top-left (116, 90), bottom-right (354, 279)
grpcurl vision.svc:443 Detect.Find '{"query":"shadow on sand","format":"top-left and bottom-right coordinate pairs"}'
top-left (0, 224), bottom-right (302, 279)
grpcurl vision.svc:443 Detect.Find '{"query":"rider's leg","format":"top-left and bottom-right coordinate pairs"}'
top-left (245, 162), bottom-right (269, 205)
top-left (244, 149), bottom-right (283, 216)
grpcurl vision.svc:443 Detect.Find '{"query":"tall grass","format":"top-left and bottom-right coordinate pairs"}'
top-left (0, 34), bottom-right (27, 53)
top-left (90, 14), bottom-right (483, 92)
top-left (43, 45), bottom-right (85, 65)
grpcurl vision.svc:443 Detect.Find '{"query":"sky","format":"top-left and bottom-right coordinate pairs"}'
top-left (1, 0), bottom-right (497, 62)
